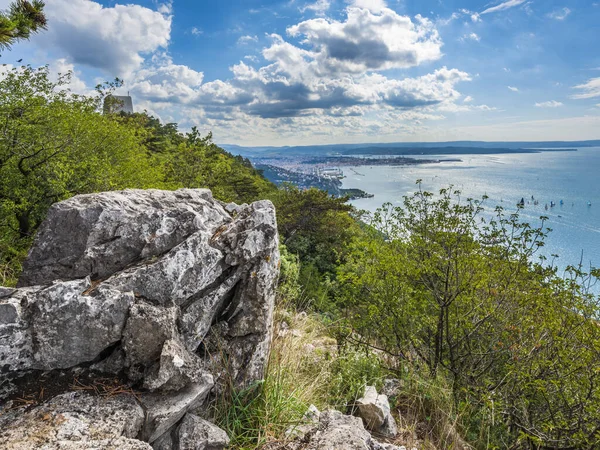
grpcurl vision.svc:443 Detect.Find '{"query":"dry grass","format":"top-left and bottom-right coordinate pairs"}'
top-left (69, 376), bottom-right (140, 400)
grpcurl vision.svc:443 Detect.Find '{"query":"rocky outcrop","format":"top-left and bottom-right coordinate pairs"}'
top-left (0, 189), bottom-right (280, 450)
top-left (0, 391), bottom-right (150, 450)
top-left (154, 413), bottom-right (230, 450)
top-left (282, 408), bottom-right (406, 450)
top-left (356, 385), bottom-right (398, 438)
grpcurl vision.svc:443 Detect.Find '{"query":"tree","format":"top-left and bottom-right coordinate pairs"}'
top-left (0, 66), bottom-right (160, 240)
top-left (269, 185), bottom-right (358, 275)
top-left (0, 1), bottom-right (46, 50)
top-left (164, 127), bottom-right (275, 204)
top-left (337, 182), bottom-right (600, 448)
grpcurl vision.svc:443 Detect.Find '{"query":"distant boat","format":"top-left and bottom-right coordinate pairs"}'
top-left (545, 204), bottom-right (548, 210)
top-left (560, 200), bottom-right (564, 206)
top-left (588, 201), bottom-right (592, 207)
top-left (518, 197), bottom-right (525, 207)
top-left (550, 201), bottom-right (556, 207)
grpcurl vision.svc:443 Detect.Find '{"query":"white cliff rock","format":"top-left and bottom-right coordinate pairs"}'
top-left (0, 188), bottom-right (280, 450)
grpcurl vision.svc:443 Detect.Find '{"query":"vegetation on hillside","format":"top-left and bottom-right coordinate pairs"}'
top-left (0, 66), bottom-right (274, 286)
top-left (1, 61), bottom-right (599, 450)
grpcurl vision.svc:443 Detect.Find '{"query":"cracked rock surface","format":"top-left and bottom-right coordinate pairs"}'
top-left (0, 189), bottom-right (280, 450)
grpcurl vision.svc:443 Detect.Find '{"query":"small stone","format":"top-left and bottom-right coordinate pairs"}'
top-left (176, 413), bottom-right (230, 450)
top-left (356, 385), bottom-right (398, 438)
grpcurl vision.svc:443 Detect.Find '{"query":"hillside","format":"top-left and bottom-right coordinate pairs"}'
top-left (2, 64), bottom-right (600, 450)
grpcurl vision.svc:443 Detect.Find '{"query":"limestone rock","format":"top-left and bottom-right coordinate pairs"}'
top-left (282, 409), bottom-right (404, 450)
top-left (19, 189), bottom-right (230, 287)
top-left (285, 410), bottom-right (378, 450)
top-left (144, 339), bottom-right (209, 392)
top-left (122, 302), bottom-right (178, 381)
top-left (0, 288), bottom-right (34, 373)
top-left (152, 431), bottom-right (175, 450)
top-left (356, 385), bottom-right (398, 438)
top-left (1, 189), bottom-right (279, 450)
top-left (29, 278), bottom-right (134, 370)
top-left (0, 279), bottom-right (133, 372)
top-left (140, 380), bottom-right (214, 443)
top-left (104, 231), bottom-right (227, 307)
top-left (176, 413), bottom-right (230, 450)
top-left (206, 201), bottom-right (280, 387)
top-left (0, 392), bottom-right (148, 449)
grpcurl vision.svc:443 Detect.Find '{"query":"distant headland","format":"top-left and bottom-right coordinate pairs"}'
top-left (222, 140), bottom-right (599, 158)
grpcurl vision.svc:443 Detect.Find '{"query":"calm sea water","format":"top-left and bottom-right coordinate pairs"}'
top-left (342, 148), bottom-right (600, 272)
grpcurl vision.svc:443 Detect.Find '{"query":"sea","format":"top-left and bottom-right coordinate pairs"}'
top-left (341, 147), bottom-right (600, 275)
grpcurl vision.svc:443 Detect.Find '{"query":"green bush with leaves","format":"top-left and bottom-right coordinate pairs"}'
top-left (337, 182), bottom-right (600, 449)
top-left (0, 65), bottom-right (276, 286)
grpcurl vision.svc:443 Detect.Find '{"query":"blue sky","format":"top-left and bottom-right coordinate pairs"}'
top-left (2, 0), bottom-right (600, 145)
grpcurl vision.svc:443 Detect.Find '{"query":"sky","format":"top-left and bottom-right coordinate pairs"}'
top-left (2, 0), bottom-right (600, 146)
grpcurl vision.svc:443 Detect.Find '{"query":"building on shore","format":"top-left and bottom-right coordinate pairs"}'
top-left (103, 95), bottom-right (134, 114)
top-left (318, 167), bottom-right (344, 179)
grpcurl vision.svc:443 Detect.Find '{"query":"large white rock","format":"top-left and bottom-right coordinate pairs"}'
top-left (18, 189), bottom-right (230, 287)
top-left (0, 392), bottom-right (149, 450)
top-left (0, 278), bottom-right (133, 371)
top-left (356, 385), bottom-right (398, 438)
top-left (1, 189), bottom-right (280, 449)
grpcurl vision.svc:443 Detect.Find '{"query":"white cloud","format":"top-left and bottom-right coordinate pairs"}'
top-left (437, 12), bottom-right (460, 27)
top-left (128, 54), bottom-right (205, 103)
top-left (503, 67), bottom-right (511, 72)
top-left (300, 0), bottom-right (331, 14)
top-left (572, 77), bottom-right (600, 99)
top-left (157, 2), bottom-right (172, 15)
top-left (238, 35), bottom-right (259, 45)
top-left (117, 7), bottom-right (470, 141)
top-left (481, 0), bottom-right (527, 15)
top-left (535, 100), bottom-right (563, 108)
top-left (459, 9), bottom-right (482, 22)
top-left (18, 0), bottom-right (479, 144)
top-left (348, 0), bottom-right (388, 14)
top-left (191, 27), bottom-right (203, 36)
top-left (437, 102), bottom-right (496, 113)
top-left (42, 0), bottom-right (171, 76)
top-left (508, 86), bottom-right (519, 92)
top-left (287, 8), bottom-right (443, 73)
top-left (49, 59), bottom-right (92, 95)
top-left (547, 7), bottom-right (571, 20)
top-left (461, 33), bottom-right (480, 42)
top-left (463, 95), bottom-right (473, 103)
